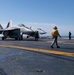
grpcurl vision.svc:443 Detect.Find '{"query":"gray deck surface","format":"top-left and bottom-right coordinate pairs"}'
top-left (0, 38), bottom-right (74, 75)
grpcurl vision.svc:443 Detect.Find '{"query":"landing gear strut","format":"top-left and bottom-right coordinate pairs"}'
top-left (2, 37), bottom-right (6, 40)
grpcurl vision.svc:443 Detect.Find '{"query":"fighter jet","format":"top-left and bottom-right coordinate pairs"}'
top-left (0, 21), bottom-right (46, 40)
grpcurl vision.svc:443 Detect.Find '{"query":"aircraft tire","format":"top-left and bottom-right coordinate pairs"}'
top-left (2, 37), bottom-right (4, 40)
top-left (15, 38), bottom-right (18, 40)
top-left (27, 36), bottom-right (29, 38)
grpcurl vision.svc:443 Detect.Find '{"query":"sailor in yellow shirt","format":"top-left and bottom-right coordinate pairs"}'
top-left (50, 26), bottom-right (61, 48)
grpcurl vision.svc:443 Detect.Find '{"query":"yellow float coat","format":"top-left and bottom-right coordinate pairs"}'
top-left (51, 29), bottom-right (59, 37)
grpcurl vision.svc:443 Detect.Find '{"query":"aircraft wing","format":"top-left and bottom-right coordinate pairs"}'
top-left (0, 28), bottom-right (20, 34)
top-left (0, 27), bottom-right (19, 31)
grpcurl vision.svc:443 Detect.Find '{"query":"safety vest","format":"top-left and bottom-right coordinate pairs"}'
top-left (51, 29), bottom-right (59, 37)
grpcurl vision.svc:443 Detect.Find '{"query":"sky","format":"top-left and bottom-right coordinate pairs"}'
top-left (0, 0), bottom-right (74, 36)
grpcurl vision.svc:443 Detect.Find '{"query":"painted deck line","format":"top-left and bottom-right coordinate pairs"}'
top-left (0, 44), bottom-right (74, 57)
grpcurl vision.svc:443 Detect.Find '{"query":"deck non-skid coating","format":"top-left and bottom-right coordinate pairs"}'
top-left (0, 44), bottom-right (74, 57)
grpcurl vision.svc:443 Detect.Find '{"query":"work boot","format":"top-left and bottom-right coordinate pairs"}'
top-left (50, 45), bottom-right (54, 48)
top-left (57, 46), bottom-right (60, 48)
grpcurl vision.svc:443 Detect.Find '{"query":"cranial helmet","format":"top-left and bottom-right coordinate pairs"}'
top-left (53, 26), bottom-right (57, 29)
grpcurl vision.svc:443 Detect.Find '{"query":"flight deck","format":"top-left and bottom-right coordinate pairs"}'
top-left (0, 38), bottom-right (74, 75)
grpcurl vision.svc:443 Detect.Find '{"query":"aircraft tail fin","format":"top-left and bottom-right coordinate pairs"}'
top-left (6, 20), bottom-right (12, 28)
top-left (0, 24), bottom-right (3, 29)
top-left (37, 28), bottom-right (46, 34)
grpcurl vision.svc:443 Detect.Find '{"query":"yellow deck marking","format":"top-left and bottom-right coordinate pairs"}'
top-left (0, 44), bottom-right (74, 57)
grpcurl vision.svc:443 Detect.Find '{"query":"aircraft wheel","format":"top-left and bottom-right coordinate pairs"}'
top-left (27, 36), bottom-right (29, 38)
top-left (2, 37), bottom-right (4, 40)
top-left (18, 36), bottom-right (22, 40)
top-left (15, 38), bottom-right (18, 40)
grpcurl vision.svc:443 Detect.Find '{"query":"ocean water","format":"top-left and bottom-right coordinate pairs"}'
top-left (60, 36), bottom-right (74, 39)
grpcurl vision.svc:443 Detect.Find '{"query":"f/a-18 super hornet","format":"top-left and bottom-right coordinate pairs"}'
top-left (0, 21), bottom-right (46, 40)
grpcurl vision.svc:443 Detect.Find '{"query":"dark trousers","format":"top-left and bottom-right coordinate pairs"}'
top-left (69, 36), bottom-right (71, 40)
top-left (51, 37), bottom-right (58, 47)
top-left (35, 38), bottom-right (38, 41)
